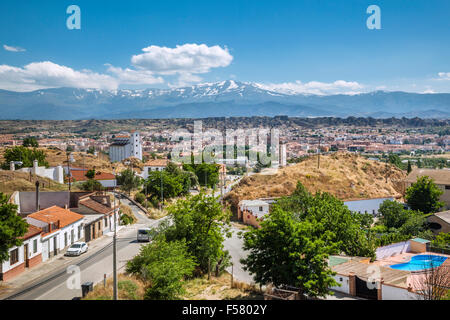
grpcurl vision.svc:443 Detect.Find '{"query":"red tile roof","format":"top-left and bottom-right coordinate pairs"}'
top-left (20, 224), bottom-right (42, 240)
top-left (144, 159), bottom-right (169, 167)
top-left (79, 198), bottom-right (114, 215)
top-left (28, 206), bottom-right (84, 229)
top-left (68, 170), bottom-right (116, 182)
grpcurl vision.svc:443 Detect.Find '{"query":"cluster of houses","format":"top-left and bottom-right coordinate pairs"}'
top-left (238, 168), bottom-right (450, 300)
top-left (0, 185), bottom-right (119, 281)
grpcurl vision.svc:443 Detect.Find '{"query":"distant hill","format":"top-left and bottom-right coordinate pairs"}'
top-left (224, 153), bottom-right (406, 214)
top-left (0, 81), bottom-right (449, 119)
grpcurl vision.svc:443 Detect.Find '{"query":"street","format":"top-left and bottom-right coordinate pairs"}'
top-left (4, 194), bottom-right (162, 300)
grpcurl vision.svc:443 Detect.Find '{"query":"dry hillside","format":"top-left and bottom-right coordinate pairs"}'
top-left (0, 170), bottom-right (70, 196)
top-left (225, 152), bottom-right (406, 213)
top-left (0, 147), bottom-right (144, 174)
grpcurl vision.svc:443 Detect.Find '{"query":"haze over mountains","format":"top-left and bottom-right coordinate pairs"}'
top-left (0, 80), bottom-right (449, 120)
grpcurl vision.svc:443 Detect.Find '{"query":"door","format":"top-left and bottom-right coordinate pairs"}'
top-left (71, 229), bottom-right (75, 244)
top-left (24, 244), bottom-right (29, 267)
top-left (53, 237), bottom-right (58, 256)
top-left (355, 276), bottom-right (378, 300)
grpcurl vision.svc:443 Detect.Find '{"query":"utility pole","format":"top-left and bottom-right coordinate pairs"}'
top-left (112, 168), bottom-right (118, 300)
top-left (66, 152), bottom-right (71, 192)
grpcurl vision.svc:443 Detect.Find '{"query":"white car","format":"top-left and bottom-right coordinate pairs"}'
top-left (137, 228), bottom-right (151, 242)
top-left (65, 242), bottom-right (88, 256)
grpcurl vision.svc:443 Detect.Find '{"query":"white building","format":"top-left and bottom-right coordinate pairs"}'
top-left (12, 160), bottom-right (64, 184)
top-left (109, 131), bottom-right (142, 162)
top-left (238, 199), bottom-right (270, 219)
top-left (0, 225), bottom-right (43, 281)
top-left (26, 206), bottom-right (85, 261)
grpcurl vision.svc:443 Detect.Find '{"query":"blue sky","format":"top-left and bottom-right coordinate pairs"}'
top-left (0, 0), bottom-right (449, 94)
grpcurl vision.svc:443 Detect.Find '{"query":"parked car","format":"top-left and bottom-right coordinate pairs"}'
top-left (65, 242), bottom-right (88, 256)
top-left (137, 228), bottom-right (151, 242)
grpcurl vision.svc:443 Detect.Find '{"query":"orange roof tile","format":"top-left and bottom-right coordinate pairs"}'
top-left (80, 198), bottom-right (114, 215)
top-left (144, 159), bottom-right (169, 167)
top-left (68, 170), bottom-right (116, 182)
top-left (28, 206), bottom-right (84, 228)
top-left (20, 224), bottom-right (42, 240)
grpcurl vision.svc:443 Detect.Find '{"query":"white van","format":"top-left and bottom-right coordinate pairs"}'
top-left (137, 228), bottom-right (151, 242)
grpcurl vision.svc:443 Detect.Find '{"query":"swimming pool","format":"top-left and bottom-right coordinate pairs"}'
top-left (390, 255), bottom-right (447, 271)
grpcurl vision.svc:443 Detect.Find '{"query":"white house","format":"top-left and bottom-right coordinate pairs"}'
top-left (26, 206), bottom-right (85, 261)
top-left (12, 160), bottom-right (64, 184)
top-left (109, 131), bottom-right (142, 162)
top-left (238, 199), bottom-right (270, 219)
top-left (140, 159), bottom-right (169, 179)
top-left (0, 224), bottom-right (43, 281)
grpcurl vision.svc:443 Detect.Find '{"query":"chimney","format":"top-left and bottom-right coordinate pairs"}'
top-left (10, 161), bottom-right (15, 171)
top-left (35, 180), bottom-right (40, 211)
top-left (32, 159), bottom-right (38, 174)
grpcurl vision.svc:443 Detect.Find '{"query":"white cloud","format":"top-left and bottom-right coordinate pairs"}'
top-left (437, 72), bottom-right (450, 80)
top-left (0, 61), bottom-right (118, 91)
top-left (105, 65), bottom-right (163, 85)
top-left (131, 43), bottom-right (233, 86)
top-left (3, 44), bottom-right (26, 52)
top-left (255, 80), bottom-right (364, 95)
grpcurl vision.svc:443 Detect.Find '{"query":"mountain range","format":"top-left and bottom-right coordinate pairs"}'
top-left (0, 80), bottom-right (449, 120)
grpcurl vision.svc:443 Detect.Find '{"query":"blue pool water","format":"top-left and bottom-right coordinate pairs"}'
top-left (390, 255), bottom-right (447, 271)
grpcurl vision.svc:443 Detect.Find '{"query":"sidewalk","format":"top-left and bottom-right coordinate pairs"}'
top-left (0, 224), bottom-right (131, 299)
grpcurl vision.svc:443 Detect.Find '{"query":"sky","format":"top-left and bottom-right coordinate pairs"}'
top-left (0, 0), bottom-right (449, 94)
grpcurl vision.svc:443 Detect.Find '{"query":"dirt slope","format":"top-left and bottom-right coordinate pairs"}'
top-left (224, 152), bottom-right (406, 213)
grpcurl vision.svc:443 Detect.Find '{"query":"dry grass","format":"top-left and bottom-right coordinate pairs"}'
top-left (0, 147), bottom-right (144, 174)
top-left (83, 272), bottom-right (263, 300)
top-left (0, 170), bottom-right (73, 196)
top-left (225, 152), bottom-right (406, 213)
top-left (120, 203), bottom-right (137, 224)
top-left (83, 274), bottom-right (146, 300)
top-left (182, 273), bottom-right (264, 300)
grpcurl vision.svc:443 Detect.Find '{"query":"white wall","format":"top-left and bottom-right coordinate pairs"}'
top-left (239, 204), bottom-right (270, 219)
top-left (1, 233), bottom-right (42, 273)
top-left (376, 241), bottom-right (411, 260)
top-left (382, 284), bottom-right (421, 300)
top-left (330, 275), bottom-right (350, 294)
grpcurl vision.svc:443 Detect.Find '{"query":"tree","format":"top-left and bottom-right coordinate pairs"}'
top-left (432, 233), bottom-right (450, 249)
top-left (413, 263), bottom-right (450, 300)
top-left (87, 146), bottom-right (95, 154)
top-left (80, 179), bottom-right (104, 192)
top-left (379, 200), bottom-right (410, 229)
top-left (85, 169), bottom-right (96, 179)
top-left (0, 193), bottom-right (29, 263)
top-left (143, 170), bottom-right (183, 202)
top-left (126, 238), bottom-right (196, 300)
top-left (2, 146), bottom-right (48, 169)
top-left (164, 192), bottom-right (231, 275)
top-left (387, 153), bottom-right (403, 169)
top-left (407, 160), bottom-right (412, 174)
top-left (183, 162), bottom-right (219, 189)
top-left (22, 137), bottom-right (39, 148)
top-left (275, 182), bottom-right (376, 258)
top-left (241, 206), bottom-right (338, 299)
top-left (406, 176), bottom-right (444, 214)
top-left (116, 169), bottom-right (141, 195)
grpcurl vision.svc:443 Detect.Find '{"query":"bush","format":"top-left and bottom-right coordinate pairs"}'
top-left (134, 192), bottom-right (146, 205)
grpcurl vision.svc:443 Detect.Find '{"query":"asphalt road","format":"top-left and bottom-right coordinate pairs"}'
top-left (6, 194), bottom-right (162, 300)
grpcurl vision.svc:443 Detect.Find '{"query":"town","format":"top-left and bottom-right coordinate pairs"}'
top-left (0, 117), bottom-right (449, 301)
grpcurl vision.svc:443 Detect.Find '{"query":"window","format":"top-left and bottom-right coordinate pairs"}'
top-left (104, 217), bottom-right (108, 227)
top-left (259, 206), bottom-right (263, 211)
top-left (98, 221), bottom-right (101, 230)
top-left (64, 233), bottom-right (68, 247)
top-left (33, 239), bottom-right (37, 253)
top-left (445, 185), bottom-right (450, 190)
top-left (10, 248), bottom-right (19, 265)
top-left (78, 225), bottom-right (81, 239)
